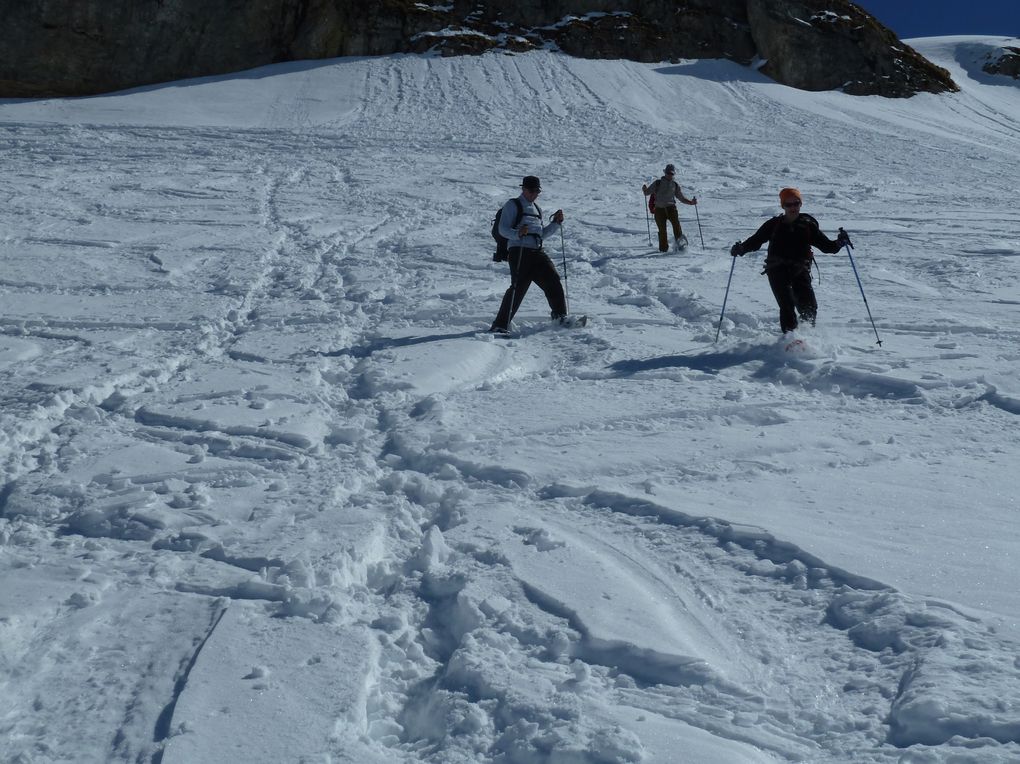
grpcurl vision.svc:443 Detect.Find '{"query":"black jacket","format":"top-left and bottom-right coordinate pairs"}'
top-left (741, 213), bottom-right (842, 271)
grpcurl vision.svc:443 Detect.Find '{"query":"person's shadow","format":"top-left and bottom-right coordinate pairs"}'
top-left (608, 343), bottom-right (809, 378)
top-left (312, 330), bottom-right (479, 359)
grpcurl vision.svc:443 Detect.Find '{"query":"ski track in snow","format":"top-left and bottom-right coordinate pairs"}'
top-left (2, 39), bottom-right (1020, 763)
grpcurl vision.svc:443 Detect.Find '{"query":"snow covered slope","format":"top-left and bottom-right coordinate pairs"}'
top-left (1, 36), bottom-right (1019, 763)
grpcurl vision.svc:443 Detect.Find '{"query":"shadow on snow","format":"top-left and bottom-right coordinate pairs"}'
top-left (315, 330), bottom-right (480, 359)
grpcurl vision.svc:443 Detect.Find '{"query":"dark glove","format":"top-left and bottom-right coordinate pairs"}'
top-left (837, 228), bottom-right (853, 249)
top-left (730, 242), bottom-right (745, 257)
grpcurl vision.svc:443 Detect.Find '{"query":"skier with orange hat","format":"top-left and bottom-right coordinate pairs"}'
top-left (730, 188), bottom-right (849, 334)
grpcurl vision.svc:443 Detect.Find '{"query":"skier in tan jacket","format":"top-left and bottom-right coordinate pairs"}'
top-left (642, 163), bottom-right (697, 252)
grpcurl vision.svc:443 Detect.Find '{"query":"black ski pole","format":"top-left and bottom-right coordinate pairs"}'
top-left (840, 228), bottom-right (883, 346)
top-left (643, 192), bottom-right (651, 246)
top-left (715, 253), bottom-right (738, 343)
top-left (560, 225), bottom-right (570, 314)
top-left (694, 202), bottom-right (705, 248)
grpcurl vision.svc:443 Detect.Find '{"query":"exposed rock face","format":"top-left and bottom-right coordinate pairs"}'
top-left (0, 0), bottom-right (350, 98)
top-left (0, 0), bottom-right (957, 99)
top-left (983, 46), bottom-right (1020, 79)
top-left (746, 0), bottom-right (957, 97)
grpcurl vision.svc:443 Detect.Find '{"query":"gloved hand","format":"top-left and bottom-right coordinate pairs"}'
top-left (642, 184), bottom-right (648, 194)
top-left (730, 242), bottom-right (745, 257)
top-left (837, 229), bottom-right (852, 248)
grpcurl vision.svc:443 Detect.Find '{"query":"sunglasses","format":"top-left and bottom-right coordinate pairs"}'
top-left (783, 201), bottom-right (801, 208)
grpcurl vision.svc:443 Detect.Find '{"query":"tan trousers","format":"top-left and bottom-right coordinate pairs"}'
top-left (654, 206), bottom-right (683, 251)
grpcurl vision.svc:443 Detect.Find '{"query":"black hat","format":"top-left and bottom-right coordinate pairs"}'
top-left (522, 175), bottom-right (541, 191)
top-left (664, 164), bottom-right (676, 175)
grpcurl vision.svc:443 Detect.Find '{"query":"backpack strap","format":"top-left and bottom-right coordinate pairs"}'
top-left (762, 215), bottom-right (784, 273)
top-left (511, 197), bottom-right (524, 227)
top-left (511, 197), bottom-right (542, 226)
top-left (511, 198), bottom-right (542, 224)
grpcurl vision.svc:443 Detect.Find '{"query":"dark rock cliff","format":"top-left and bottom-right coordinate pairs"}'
top-left (0, 0), bottom-right (957, 99)
top-left (983, 45), bottom-right (1020, 79)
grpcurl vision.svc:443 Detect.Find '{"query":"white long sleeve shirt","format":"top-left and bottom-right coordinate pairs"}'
top-left (498, 194), bottom-right (560, 249)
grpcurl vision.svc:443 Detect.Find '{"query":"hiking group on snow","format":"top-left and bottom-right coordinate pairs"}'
top-left (489, 168), bottom-right (873, 342)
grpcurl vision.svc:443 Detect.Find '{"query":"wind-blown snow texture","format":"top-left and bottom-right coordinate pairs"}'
top-left (1, 35), bottom-right (1019, 764)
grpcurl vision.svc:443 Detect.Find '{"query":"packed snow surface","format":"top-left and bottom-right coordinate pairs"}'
top-left (1, 35), bottom-right (1019, 764)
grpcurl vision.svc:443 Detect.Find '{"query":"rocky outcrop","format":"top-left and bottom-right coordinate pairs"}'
top-left (0, 0), bottom-right (957, 99)
top-left (746, 0), bottom-right (957, 97)
top-left (0, 0), bottom-right (351, 99)
top-left (983, 46), bottom-right (1020, 79)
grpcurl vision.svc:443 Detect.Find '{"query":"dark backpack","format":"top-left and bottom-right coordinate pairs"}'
top-left (491, 198), bottom-right (541, 262)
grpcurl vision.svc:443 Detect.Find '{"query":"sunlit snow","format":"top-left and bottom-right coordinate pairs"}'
top-left (1, 35), bottom-right (1019, 764)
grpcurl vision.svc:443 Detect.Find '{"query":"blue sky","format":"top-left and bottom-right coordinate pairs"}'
top-left (853, 1), bottom-right (1019, 39)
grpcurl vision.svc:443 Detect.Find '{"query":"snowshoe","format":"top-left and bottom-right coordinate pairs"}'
top-left (556, 314), bottom-right (588, 329)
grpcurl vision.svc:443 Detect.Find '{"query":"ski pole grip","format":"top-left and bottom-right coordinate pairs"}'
top-left (838, 227), bottom-right (854, 249)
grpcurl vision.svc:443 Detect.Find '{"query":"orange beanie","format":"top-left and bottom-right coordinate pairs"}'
top-left (779, 187), bottom-right (802, 205)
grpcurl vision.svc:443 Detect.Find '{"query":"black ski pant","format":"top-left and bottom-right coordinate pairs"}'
top-left (653, 206), bottom-right (683, 251)
top-left (766, 263), bottom-right (816, 333)
top-left (491, 247), bottom-right (567, 331)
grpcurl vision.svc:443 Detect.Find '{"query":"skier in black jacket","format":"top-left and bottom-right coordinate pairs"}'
top-left (730, 187), bottom-right (849, 333)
